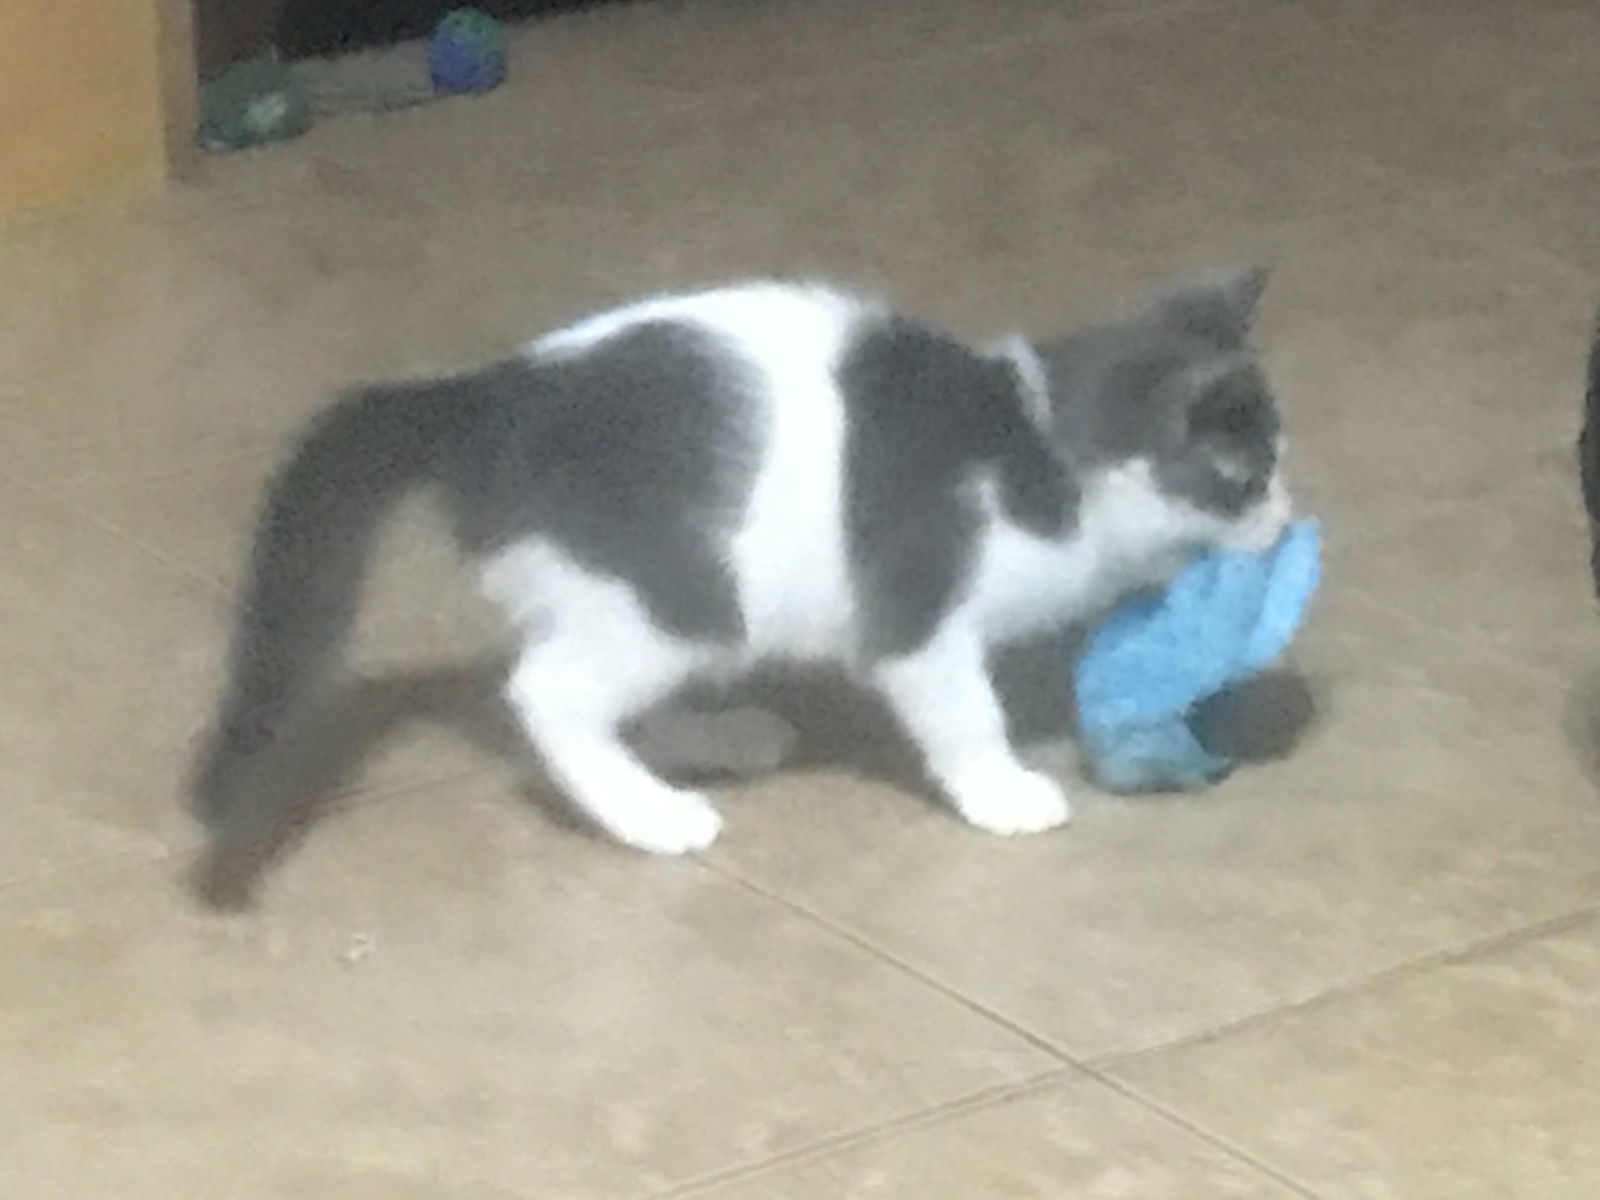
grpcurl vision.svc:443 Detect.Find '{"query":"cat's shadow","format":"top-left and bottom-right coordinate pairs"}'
top-left (191, 648), bottom-right (957, 910)
top-left (191, 633), bottom-right (1318, 908)
top-left (190, 655), bottom-right (526, 910)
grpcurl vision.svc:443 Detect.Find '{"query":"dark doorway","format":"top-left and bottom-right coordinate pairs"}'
top-left (196, 0), bottom-right (643, 76)
top-left (278, 0), bottom-right (636, 59)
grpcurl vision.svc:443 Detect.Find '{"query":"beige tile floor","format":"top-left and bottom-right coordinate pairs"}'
top-left (4, 0), bottom-right (1600, 1194)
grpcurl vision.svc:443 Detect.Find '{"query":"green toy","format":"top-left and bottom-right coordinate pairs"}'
top-left (200, 54), bottom-right (311, 153)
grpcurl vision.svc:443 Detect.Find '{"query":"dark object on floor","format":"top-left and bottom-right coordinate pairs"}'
top-left (1577, 309), bottom-right (1600, 599)
top-left (1189, 668), bottom-right (1319, 766)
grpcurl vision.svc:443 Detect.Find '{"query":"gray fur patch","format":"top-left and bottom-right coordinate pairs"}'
top-left (444, 321), bottom-right (758, 642)
top-left (839, 315), bottom-right (1075, 659)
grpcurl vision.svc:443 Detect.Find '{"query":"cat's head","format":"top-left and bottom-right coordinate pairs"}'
top-left (1037, 266), bottom-right (1291, 554)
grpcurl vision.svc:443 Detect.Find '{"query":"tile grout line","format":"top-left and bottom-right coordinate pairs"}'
top-left (701, 857), bottom-right (1078, 1064)
top-left (11, 472), bottom-right (237, 598)
top-left (700, 863), bottom-right (1333, 1197)
top-left (1068, 1063), bottom-right (1328, 1200)
top-left (709, 855), bottom-right (1600, 1089)
top-left (45, 476), bottom-right (252, 598)
top-left (1088, 899), bottom-right (1600, 1073)
top-left (648, 1067), bottom-right (1079, 1198)
top-left (698, 872), bottom-right (1600, 1197)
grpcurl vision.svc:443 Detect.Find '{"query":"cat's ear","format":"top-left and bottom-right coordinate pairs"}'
top-left (1148, 265), bottom-right (1270, 347)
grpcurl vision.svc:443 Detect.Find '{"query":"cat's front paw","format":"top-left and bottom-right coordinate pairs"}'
top-left (949, 767), bottom-right (1072, 836)
top-left (599, 788), bottom-right (724, 855)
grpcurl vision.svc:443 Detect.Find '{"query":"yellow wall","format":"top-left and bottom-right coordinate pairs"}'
top-left (0, 0), bottom-right (194, 223)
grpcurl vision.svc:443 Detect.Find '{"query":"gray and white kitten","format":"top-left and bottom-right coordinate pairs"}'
top-left (194, 269), bottom-right (1290, 859)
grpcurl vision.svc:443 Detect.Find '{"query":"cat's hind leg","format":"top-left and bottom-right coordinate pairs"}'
top-left (506, 629), bottom-right (723, 854)
top-left (872, 620), bottom-right (1071, 836)
top-left (490, 551), bottom-right (726, 855)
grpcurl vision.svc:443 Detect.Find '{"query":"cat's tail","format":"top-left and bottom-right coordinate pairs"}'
top-left (192, 371), bottom-right (497, 831)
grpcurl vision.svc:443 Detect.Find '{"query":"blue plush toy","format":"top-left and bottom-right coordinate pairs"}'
top-left (1074, 519), bottom-right (1321, 793)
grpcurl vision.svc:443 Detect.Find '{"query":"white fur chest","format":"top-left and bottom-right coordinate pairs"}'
top-left (967, 461), bottom-right (1198, 641)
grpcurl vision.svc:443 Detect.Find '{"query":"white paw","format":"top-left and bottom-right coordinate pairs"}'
top-left (601, 789), bottom-right (724, 855)
top-left (950, 767), bottom-right (1072, 836)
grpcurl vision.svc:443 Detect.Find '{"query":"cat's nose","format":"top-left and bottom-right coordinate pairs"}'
top-left (1229, 476), bottom-right (1292, 553)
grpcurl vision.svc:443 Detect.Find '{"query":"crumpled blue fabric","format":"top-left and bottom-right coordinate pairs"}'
top-left (1074, 519), bottom-right (1321, 793)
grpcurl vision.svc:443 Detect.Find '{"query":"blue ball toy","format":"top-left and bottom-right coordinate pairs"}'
top-left (429, 8), bottom-right (508, 96)
top-left (1074, 519), bottom-right (1321, 793)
